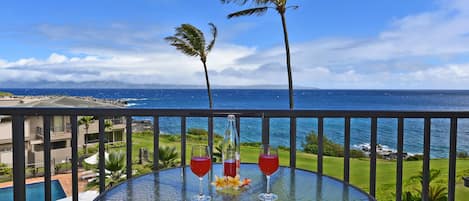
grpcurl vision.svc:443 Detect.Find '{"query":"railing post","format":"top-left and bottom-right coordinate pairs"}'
top-left (208, 115), bottom-right (214, 196)
top-left (262, 114), bottom-right (270, 146)
top-left (396, 117), bottom-right (404, 201)
top-left (43, 115), bottom-right (52, 201)
top-left (344, 116), bottom-right (351, 183)
top-left (71, 115), bottom-right (78, 201)
top-left (181, 117), bottom-right (186, 168)
top-left (98, 117), bottom-right (106, 193)
top-left (317, 117), bottom-right (324, 175)
top-left (422, 117), bottom-right (431, 201)
top-left (236, 115), bottom-right (241, 136)
top-left (208, 116), bottom-right (214, 163)
top-left (290, 116), bottom-right (296, 169)
top-left (153, 116), bottom-right (160, 171)
top-left (126, 116), bottom-right (132, 179)
top-left (370, 117), bottom-right (377, 197)
top-left (448, 117), bottom-right (457, 201)
top-left (12, 115), bottom-right (26, 201)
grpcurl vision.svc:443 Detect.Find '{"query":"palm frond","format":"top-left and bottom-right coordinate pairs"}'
top-left (178, 24), bottom-right (206, 58)
top-left (175, 24), bottom-right (204, 52)
top-left (158, 146), bottom-right (179, 168)
top-left (227, 7), bottom-right (269, 19)
top-left (429, 185), bottom-right (447, 201)
top-left (78, 116), bottom-right (94, 125)
top-left (206, 23), bottom-right (217, 53)
top-left (220, 0), bottom-right (248, 5)
top-left (164, 36), bottom-right (199, 57)
top-left (221, 0), bottom-right (271, 5)
top-left (287, 5), bottom-right (299, 10)
top-left (257, 0), bottom-right (271, 4)
top-left (105, 120), bottom-right (113, 130)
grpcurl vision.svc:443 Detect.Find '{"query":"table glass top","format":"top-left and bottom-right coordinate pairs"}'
top-left (94, 164), bottom-right (374, 201)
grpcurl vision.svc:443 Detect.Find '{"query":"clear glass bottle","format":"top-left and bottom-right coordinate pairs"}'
top-left (222, 115), bottom-right (240, 177)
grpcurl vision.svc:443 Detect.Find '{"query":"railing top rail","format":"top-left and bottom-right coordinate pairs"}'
top-left (1, 107), bottom-right (469, 118)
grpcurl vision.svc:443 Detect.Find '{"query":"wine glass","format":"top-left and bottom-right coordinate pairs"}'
top-left (190, 145), bottom-right (211, 201)
top-left (258, 145), bottom-right (279, 201)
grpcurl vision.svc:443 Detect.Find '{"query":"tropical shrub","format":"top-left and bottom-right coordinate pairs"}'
top-left (302, 131), bottom-right (366, 158)
top-left (406, 154), bottom-right (424, 161)
top-left (188, 128), bottom-right (208, 136)
top-left (55, 162), bottom-right (72, 173)
top-left (0, 163), bottom-right (11, 175)
top-left (401, 169), bottom-right (448, 201)
top-left (87, 151), bottom-right (126, 189)
top-left (457, 151), bottom-right (469, 159)
top-left (0, 163), bottom-right (12, 182)
top-left (158, 146), bottom-right (179, 169)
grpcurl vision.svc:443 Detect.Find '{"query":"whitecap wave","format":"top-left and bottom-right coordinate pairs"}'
top-left (353, 143), bottom-right (421, 156)
top-left (126, 103), bottom-right (139, 107)
top-left (121, 98), bottom-right (148, 101)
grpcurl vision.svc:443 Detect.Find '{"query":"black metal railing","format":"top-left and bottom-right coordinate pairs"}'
top-left (0, 107), bottom-right (467, 201)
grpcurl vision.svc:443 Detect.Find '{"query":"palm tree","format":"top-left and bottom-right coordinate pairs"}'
top-left (79, 116), bottom-right (94, 134)
top-left (165, 23), bottom-right (217, 109)
top-left (221, 0), bottom-right (298, 109)
top-left (158, 146), bottom-right (179, 169)
top-left (79, 116), bottom-right (95, 154)
top-left (105, 119), bottom-right (113, 131)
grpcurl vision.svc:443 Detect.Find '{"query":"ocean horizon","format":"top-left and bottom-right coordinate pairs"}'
top-left (2, 88), bottom-right (469, 158)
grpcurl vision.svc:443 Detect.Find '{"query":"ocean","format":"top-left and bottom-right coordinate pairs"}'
top-left (3, 88), bottom-right (469, 158)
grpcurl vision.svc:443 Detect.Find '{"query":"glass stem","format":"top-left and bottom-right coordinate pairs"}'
top-left (199, 177), bottom-right (203, 197)
top-left (266, 175), bottom-right (271, 194)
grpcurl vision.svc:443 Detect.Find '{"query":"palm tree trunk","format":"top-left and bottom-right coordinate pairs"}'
top-left (85, 126), bottom-right (89, 154)
top-left (202, 61), bottom-right (213, 109)
top-left (280, 12), bottom-right (294, 110)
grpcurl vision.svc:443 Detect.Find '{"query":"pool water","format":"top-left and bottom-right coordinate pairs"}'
top-left (0, 180), bottom-right (67, 201)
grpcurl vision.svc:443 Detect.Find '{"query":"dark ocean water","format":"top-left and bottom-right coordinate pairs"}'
top-left (3, 88), bottom-right (469, 158)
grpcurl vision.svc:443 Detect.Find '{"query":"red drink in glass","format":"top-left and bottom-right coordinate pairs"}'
top-left (190, 156), bottom-right (211, 177)
top-left (224, 160), bottom-right (237, 177)
top-left (258, 154), bottom-right (279, 176)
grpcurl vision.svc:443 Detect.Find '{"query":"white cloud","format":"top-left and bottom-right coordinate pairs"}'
top-left (47, 53), bottom-right (68, 63)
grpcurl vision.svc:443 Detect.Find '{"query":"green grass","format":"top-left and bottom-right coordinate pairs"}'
top-left (106, 133), bottom-right (469, 201)
top-left (0, 91), bottom-right (12, 96)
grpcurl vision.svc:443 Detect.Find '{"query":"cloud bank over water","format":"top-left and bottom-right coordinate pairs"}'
top-left (1, 0), bottom-right (469, 89)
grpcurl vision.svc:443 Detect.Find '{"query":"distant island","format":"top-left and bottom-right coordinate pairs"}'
top-left (0, 81), bottom-right (317, 90)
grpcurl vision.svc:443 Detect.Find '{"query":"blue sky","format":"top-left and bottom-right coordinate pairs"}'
top-left (1, 0), bottom-right (469, 89)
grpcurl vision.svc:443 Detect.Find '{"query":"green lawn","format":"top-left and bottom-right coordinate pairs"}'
top-left (107, 132), bottom-right (469, 201)
top-left (0, 91), bottom-right (12, 96)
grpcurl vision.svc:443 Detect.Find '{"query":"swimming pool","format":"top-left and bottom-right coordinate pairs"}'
top-left (0, 180), bottom-right (66, 201)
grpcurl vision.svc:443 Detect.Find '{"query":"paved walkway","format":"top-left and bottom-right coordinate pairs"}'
top-left (0, 171), bottom-right (89, 196)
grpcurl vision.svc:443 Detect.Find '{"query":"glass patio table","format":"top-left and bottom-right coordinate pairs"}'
top-left (94, 164), bottom-right (375, 201)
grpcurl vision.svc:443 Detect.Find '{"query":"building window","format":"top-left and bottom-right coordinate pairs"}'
top-left (114, 131), bottom-right (123, 142)
top-left (52, 116), bottom-right (65, 132)
top-left (106, 132), bottom-right (113, 143)
top-left (111, 117), bottom-right (123, 124)
top-left (51, 141), bottom-right (67, 149)
top-left (84, 131), bottom-right (123, 144)
top-left (85, 133), bottom-right (99, 144)
top-left (0, 145), bottom-right (12, 152)
top-left (34, 144), bottom-right (44, 152)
